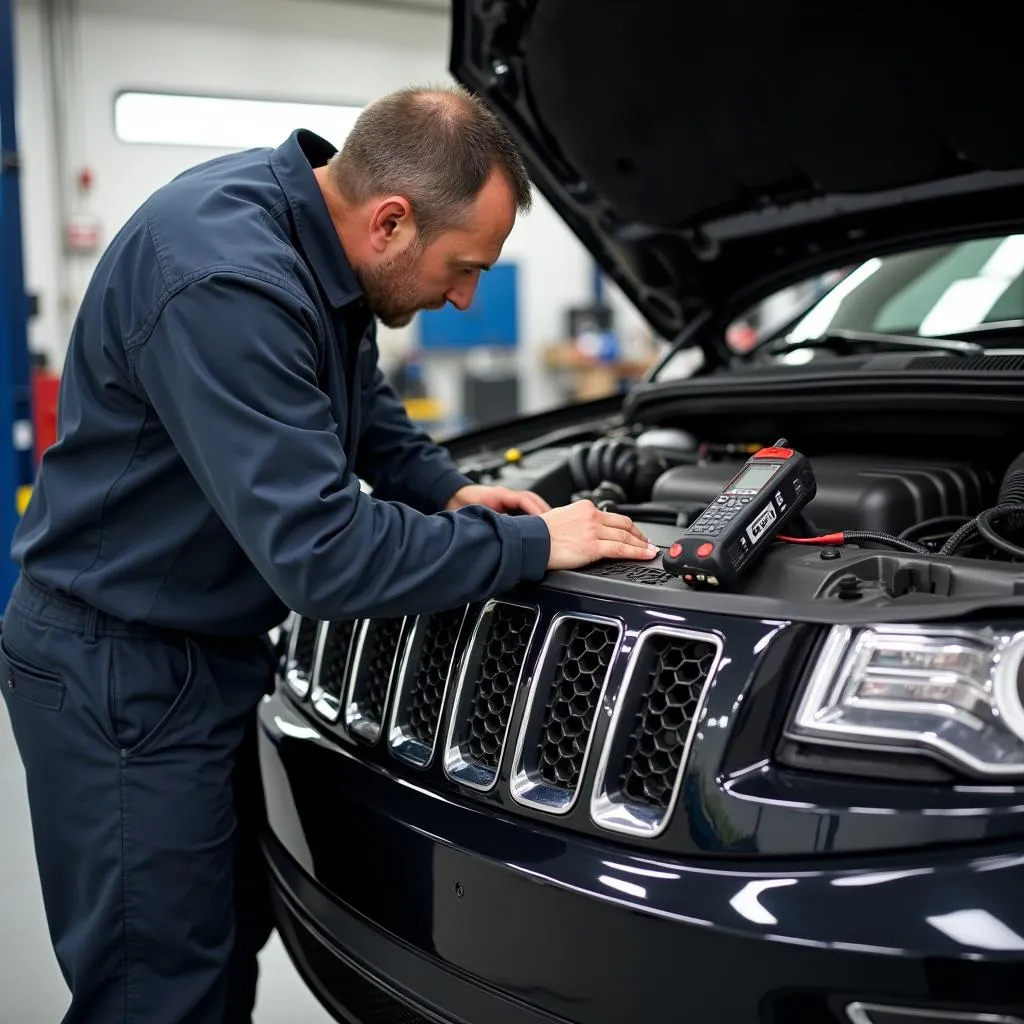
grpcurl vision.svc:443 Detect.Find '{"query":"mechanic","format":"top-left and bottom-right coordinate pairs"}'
top-left (0, 86), bottom-right (657, 1024)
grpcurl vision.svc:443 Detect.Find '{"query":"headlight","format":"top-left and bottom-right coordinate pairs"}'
top-left (787, 624), bottom-right (1024, 777)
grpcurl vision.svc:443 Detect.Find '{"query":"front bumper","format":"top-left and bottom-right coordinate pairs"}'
top-left (258, 691), bottom-right (1024, 1024)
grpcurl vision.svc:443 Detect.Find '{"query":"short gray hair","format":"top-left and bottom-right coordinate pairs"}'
top-left (329, 85), bottom-right (533, 241)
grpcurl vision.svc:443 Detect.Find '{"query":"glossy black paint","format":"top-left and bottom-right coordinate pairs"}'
top-left (267, 580), bottom-right (1024, 859)
top-left (451, 0), bottom-right (1024, 356)
top-left (259, 693), bottom-right (1024, 1024)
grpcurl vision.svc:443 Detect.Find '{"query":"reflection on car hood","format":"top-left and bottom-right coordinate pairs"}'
top-left (450, 0), bottom-right (1024, 352)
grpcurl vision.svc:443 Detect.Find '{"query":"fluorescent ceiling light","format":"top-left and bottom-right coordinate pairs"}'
top-left (114, 91), bottom-right (363, 149)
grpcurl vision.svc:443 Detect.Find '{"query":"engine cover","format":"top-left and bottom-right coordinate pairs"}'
top-left (651, 455), bottom-right (996, 535)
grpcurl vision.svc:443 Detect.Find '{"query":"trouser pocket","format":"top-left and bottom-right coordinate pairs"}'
top-left (0, 635), bottom-right (67, 712)
top-left (109, 635), bottom-right (215, 758)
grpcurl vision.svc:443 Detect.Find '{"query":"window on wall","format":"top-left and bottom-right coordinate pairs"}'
top-left (113, 91), bottom-right (363, 149)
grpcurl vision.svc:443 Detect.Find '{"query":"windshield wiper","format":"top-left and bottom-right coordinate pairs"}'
top-left (943, 319), bottom-right (1024, 338)
top-left (755, 328), bottom-right (985, 358)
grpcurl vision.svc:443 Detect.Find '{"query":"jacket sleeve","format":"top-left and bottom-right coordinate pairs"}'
top-left (127, 271), bottom-right (551, 621)
top-left (354, 329), bottom-right (471, 511)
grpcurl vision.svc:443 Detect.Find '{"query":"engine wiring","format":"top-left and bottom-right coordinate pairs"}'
top-left (938, 455), bottom-right (1024, 558)
top-left (507, 432), bottom-right (1024, 566)
top-left (898, 514), bottom-right (973, 543)
top-left (941, 503), bottom-right (1024, 559)
top-left (977, 505), bottom-right (1024, 559)
top-left (775, 531), bottom-right (930, 555)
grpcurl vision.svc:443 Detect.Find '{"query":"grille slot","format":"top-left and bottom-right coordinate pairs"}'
top-left (388, 606), bottom-right (467, 767)
top-left (344, 616), bottom-right (406, 743)
top-left (285, 615), bottom-right (321, 699)
top-left (310, 620), bottom-right (357, 724)
top-left (511, 614), bottom-right (621, 814)
top-left (444, 601), bottom-right (539, 791)
top-left (591, 627), bottom-right (722, 838)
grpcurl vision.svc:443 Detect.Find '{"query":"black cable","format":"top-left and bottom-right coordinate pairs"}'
top-left (899, 515), bottom-right (972, 541)
top-left (777, 531), bottom-right (929, 554)
top-left (936, 453), bottom-right (1024, 557)
top-left (976, 505), bottom-right (1024, 560)
top-left (840, 531), bottom-right (930, 554)
top-left (940, 504), bottom-right (1024, 558)
top-left (939, 518), bottom-right (982, 557)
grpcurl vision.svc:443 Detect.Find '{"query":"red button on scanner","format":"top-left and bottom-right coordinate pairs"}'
top-left (696, 542), bottom-right (714, 558)
top-left (754, 446), bottom-right (794, 460)
top-left (668, 543), bottom-right (683, 559)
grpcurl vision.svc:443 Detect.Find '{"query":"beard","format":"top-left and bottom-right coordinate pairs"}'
top-left (357, 243), bottom-right (439, 329)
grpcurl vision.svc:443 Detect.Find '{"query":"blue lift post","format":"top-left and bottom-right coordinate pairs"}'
top-left (0, 0), bottom-right (36, 602)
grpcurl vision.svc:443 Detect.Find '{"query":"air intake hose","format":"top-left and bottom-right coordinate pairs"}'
top-left (567, 437), bottom-right (668, 503)
top-left (998, 452), bottom-right (1024, 532)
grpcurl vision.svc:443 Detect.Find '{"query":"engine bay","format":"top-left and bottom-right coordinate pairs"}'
top-left (466, 421), bottom-right (1024, 612)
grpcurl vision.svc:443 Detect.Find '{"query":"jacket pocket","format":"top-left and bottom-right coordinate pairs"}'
top-left (0, 636), bottom-right (66, 712)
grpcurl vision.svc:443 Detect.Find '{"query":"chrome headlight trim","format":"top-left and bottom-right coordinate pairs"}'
top-left (787, 623), bottom-right (1024, 777)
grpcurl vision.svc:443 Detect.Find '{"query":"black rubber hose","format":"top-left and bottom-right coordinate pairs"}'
top-left (568, 437), bottom-right (667, 502)
top-left (976, 504), bottom-right (1024, 560)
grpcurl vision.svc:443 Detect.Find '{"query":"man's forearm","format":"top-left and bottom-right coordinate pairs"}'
top-left (356, 368), bottom-right (475, 511)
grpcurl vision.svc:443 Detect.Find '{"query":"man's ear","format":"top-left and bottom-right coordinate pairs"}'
top-left (368, 196), bottom-right (414, 253)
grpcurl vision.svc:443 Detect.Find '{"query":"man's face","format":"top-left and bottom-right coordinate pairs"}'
top-left (358, 170), bottom-right (517, 329)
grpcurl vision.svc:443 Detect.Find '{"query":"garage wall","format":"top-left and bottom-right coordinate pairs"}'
top-left (14, 0), bottom-right (650, 414)
top-left (13, 1), bottom-right (61, 368)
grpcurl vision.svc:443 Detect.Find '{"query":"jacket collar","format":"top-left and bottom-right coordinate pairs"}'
top-left (270, 129), bottom-right (365, 309)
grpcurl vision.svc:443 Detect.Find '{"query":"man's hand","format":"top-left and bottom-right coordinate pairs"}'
top-left (541, 500), bottom-right (658, 570)
top-left (446, 484), bottom-right (551, 516)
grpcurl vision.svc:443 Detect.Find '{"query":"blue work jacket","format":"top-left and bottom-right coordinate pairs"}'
top-left (12, 130), bottom-right (550, 636)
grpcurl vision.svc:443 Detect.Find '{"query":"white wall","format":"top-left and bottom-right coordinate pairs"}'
top-left (13, 0), bottom-right (650, 414)
top-left (13, 1), bottom-right (61, 366)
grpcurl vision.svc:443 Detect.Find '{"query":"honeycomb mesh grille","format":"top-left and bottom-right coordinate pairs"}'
top-left (537, 620), bottom-right (618, 789)
top-left (318, 620), bottom-right (356, 699)
top-left (617, 634), bottom-right (718, 811)
top-left (461, 604), bottom-right (536, 770)
top-left (293, 617), bottom-right (319, 676)
top-left (353, 617), bottom-right (405, 729)
top-left (402, 608), bottom-right (464, 748)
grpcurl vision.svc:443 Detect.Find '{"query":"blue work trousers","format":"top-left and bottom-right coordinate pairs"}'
top-left (1, 573), bottom-right (276, 1023)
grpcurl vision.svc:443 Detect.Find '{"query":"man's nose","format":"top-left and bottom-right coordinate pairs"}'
top-left (445, 277), bottom-right (479, 311)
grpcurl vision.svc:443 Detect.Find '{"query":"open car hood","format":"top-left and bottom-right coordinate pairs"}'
top-left (450, 0), bottom-right (1024, 355)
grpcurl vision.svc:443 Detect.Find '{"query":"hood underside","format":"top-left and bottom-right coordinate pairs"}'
top-left (450, 0), bottom-right (1024, 343)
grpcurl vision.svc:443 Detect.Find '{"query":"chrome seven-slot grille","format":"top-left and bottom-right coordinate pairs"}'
top-left (281, 601), bottom-right (723, 839)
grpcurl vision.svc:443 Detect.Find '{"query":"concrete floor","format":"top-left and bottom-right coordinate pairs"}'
top-left (0, 701), bottom-right (333, 1024)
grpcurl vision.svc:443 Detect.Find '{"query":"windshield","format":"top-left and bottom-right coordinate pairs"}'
top-left (784, 234), bottom-right (1024, 344)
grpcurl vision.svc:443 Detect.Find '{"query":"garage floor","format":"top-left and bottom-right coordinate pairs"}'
top-left (0, 703), bottom-right (333, 1024)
